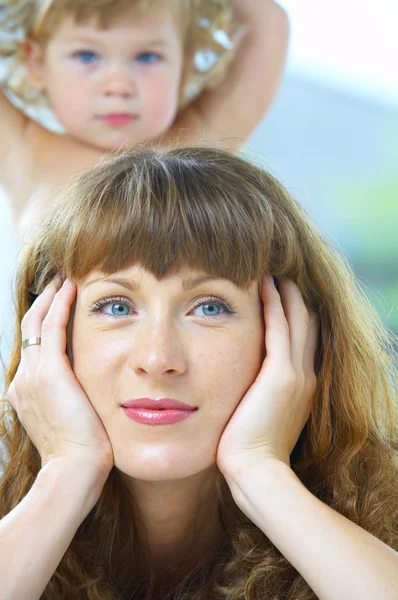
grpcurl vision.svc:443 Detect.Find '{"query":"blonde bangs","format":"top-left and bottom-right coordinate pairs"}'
top-left (33, 0), bottom-right (172, 40)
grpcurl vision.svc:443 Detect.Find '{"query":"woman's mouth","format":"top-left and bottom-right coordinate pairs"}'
top-left (121, 397), bottom-right (198, 425)
top-left (121, 407), bottom-right (197, 425)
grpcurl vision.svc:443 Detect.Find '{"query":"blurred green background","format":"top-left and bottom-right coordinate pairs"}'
top-left (246, 62), bottom-right (398, 339)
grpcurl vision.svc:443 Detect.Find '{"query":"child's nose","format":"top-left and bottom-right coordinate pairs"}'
top-left (102, 66), bottom-right (137, 98)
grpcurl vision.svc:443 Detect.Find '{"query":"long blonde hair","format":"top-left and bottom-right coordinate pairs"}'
top-left (1, 146), bottom-right (397, 600)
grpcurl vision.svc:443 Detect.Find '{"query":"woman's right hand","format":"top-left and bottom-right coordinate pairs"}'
top-left (7, 277), bottom-right (114, 479)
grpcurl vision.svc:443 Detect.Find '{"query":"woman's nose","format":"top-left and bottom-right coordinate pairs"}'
top-left (129, 319), bottom-right (187, 379)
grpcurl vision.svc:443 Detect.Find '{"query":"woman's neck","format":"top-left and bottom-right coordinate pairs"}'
top-left (120, 464), bottom-right (223, 575)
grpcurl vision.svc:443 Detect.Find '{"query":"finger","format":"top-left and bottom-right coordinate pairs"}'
top-left (20, 276), bottom-right (63, 364)
top-left (261, 274), bottom-right (291, 365)
top-left (40, 279), bottom-right (77, 367)
top-left (278, 279), bottom-right (310, 373)
top-left (21, 276), bottom-right (63, 338)
top-left (303, 310), bottom-right (319, 383)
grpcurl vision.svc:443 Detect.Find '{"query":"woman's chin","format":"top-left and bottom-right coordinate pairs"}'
top-left (113, 445), bottom-right (217, 483)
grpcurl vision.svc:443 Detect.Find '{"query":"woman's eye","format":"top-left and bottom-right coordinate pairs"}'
top-left (196, 303), bottom-right (222, 317)
top-left (191, 299), bottom-right (234, 318)
top-left (90, 297), bottom-right (133, 317)
top-left (102, 302), bottom-right (131, 316)
top-left (73, 51), bottom-right (99, 64)
top-left (136, 52), bottom-right (162, 64)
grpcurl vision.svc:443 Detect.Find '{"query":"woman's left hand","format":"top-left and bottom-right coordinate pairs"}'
top-left (216, 275), bottom-right (319, 478)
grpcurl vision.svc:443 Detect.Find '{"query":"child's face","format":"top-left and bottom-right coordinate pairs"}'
top-left (26, 7), bottom-right (184, 151)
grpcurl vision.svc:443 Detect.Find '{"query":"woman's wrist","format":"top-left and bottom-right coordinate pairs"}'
top-left (37, 457), bottom-right (110, 519)
top-left (223, 457), bottom-right (295, 515)
top-left (0, 458), bottom-right (110, 600)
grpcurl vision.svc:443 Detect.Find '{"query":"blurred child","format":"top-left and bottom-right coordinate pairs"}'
top-left (0, 0), bottom-right (290, 241)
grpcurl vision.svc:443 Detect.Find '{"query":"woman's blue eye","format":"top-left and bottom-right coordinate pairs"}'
top-left (193, 303), bottom-right (223, 317)
top-left (90, 297), bottom-right (232, 318)
top-left (136, 52), bottom-right (162, 64)
top-left (73, 51), bottom-right (98, 63)
top-left (103, 303), bottom-right (131, 316)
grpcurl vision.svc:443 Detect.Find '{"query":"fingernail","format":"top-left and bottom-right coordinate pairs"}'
top-left (49, 279), bottom-right (61, 292)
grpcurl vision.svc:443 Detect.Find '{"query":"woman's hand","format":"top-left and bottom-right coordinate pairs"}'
top-left (216, 275), bottom-right (318, 478)
top-left (7, 277), bottom-right (114, 477)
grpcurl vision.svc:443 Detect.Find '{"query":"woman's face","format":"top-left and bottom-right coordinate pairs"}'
top-left (71, 264), bottom-right (265, 481)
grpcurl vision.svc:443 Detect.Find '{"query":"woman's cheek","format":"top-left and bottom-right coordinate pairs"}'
top-left (73, 333), bottom-right (121, 382)
top-left (206, 328), bottom-right (264, 419)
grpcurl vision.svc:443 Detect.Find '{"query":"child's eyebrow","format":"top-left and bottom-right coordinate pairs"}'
top-left (60, 32), bottom-right (172, 49)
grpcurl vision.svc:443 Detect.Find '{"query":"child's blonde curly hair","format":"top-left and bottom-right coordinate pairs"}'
top-left (0, 0), bottom-right (240, 130)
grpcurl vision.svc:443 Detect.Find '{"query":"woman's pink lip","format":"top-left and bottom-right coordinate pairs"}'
top-left (122, 407), bottom-right (197, 426)
top-left (122, 397), bottom-right (196, 410)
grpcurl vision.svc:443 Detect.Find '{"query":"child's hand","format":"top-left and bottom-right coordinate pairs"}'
top-left (7, 278), bottom-right (114, 477)
top-left (216, 276), bottom-right (318, 478)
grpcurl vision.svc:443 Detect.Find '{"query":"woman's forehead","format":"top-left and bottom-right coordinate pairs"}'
top-left (78, 265), bottom-right (260, 293)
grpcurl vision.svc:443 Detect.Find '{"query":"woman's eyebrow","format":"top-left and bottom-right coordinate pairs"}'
top-left (82, 277), bottom-right (139, 291)
top-left (182, 275), bottom-right (224, 291)
top-left (82, 275), bottom-right (225, 292)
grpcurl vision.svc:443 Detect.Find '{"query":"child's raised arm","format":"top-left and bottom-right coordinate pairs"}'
top-left (169, 0), bottom-right (290, 151)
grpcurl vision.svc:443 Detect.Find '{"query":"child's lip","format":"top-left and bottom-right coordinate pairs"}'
top-left (101, 113), bottom-right (138, 118)
top-left (100, 113), bottom-right (139, 124)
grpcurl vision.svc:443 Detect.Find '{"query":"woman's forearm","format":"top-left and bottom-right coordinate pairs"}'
top-left (226, 459), bottom-right (398, 600)
top-left (0, 460), bottom-right (107, 600)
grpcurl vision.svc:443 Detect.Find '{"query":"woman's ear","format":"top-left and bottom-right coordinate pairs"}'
top-left (23, 38), bottom-right (46, 91)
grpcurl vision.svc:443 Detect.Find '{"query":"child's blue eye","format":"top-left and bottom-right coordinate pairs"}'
top-left (73, 51), bottom-right (99, 64)
top-left (136, 52), bottom-right (162, 64)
